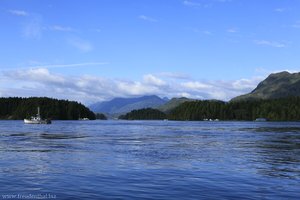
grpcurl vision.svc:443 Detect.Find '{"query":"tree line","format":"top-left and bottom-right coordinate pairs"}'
top-left (0, 97), bottom-right (96, 120)
top-left (119, 108), bottom-right (167, 120)
top-left (119, 97), bottom-right (300, 121)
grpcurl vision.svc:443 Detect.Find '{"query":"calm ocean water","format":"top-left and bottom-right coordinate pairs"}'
top-left (0, 120), bottom-right (299, 200)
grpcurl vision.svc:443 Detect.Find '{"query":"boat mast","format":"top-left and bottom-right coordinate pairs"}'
top-left (37, 107), bottom-right (40, 117)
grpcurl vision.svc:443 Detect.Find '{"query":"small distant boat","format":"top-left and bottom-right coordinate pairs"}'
top-left (255, 118), bottom-right (267, 122)
top-left (203, 118), bottom-right (219, 121)
top-left (78, 113), bottom-right (89, 120)
top-left (78, 117), bottom-right (89, 120)
top-left (24, 107), bottom-right (51, 124)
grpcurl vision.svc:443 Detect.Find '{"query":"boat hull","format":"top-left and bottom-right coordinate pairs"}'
top-left (24, 119), bottom-right (51, 124)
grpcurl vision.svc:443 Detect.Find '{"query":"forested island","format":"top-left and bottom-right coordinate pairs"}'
top-left (0, 97), bottom-right (96, 120)
top-left (119, 108), bottom-right (167, 120)
top-left (120, 96), bottom-right (300, 121)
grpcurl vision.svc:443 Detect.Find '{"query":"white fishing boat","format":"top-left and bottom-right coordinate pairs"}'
top-left (78, 117), bottom-right (89, 120)
top-left (24, 107), bottom-right (51, 124)
top-left (255, 118), bottom-right (267, 122)
top-left (78, 114), bottom-right (89, 120)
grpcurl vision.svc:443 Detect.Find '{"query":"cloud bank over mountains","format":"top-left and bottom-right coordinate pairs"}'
top-left (0, 67), bottom-right (263, 105)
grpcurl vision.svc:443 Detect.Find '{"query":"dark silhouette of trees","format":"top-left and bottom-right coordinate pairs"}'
top-left (118, 97), bottom-right (300, 121)
top-left (95, 113), bottom-right (107, 120)
top-left (0, 97), bottom-right (96, 120)
top-left (119, 108), bottom-right (167, 120)
top-left (168, 97), bottom-right (300, 121)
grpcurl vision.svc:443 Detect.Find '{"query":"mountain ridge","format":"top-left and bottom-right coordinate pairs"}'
top-left (231, 71), bottom-right (300, 101)
top-left (158, 97), bottom-right (195, 113)
top-left (89, 95), bottom-right (168, 115)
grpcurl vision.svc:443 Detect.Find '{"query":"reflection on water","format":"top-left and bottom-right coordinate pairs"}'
top-left (0, 120), bottom-right (299, 199)
top-left (40, 133), bottom-right (87, 140)
top-left (239, 125), bottom-right (300, 180)
top-left (240, 126), bottom-right (300, 133)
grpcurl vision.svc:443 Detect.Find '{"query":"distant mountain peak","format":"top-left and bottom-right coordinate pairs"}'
top-left (158, 97), bottom-right (195, 113)
top-left (89, 95), bottom-right (167, 115)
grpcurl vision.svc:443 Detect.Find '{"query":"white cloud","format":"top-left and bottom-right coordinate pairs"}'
top-left (49, 25), bottom-right (74, 32)
top-left (183, 0), bottom-right (231, 8)
top-left (31, 62), bottom-right (108, 69)
top-left (183, 0), bottom-right (202, 7)
top-left (203, 30), bottom-right (212, 35)
top-left (0, 68), bottom-right (268, 104)
top-left (10, 11), bottom-right (44, 39)
top-left (188, 27), bottom-right (212, 35)
top-left (9, 10), bottom-right (28, 16)
top-left (68, 37), bottom-right (93, 52)
top-left (231, 77), bottom-right (262, 90)
top-left (159, 72), bottom-right (191, 80)
top-left (182, 81), bottom-right (213, 90)
top-left (4, 68), bottom-right (65, 84)
top-left (274, 8), bottom-right (285, 12)
top-left (117, 81), bottom-right (159, 96)
top-left (179, 78), bottom-right (261, 100)
top-left (0, 62), bottom-right (109, 71)
top-left (254, 40), bottom-right (286, 48)
top-left (11, 10), bottom-right (75, 39)
top-left (292, 21), bottom-right (300, 28)
top-left (208, 90), bottom-right (228, 100)
top-left (143, 74), bottom-right (166, 86)
top-left (227, 28), bottom-right (238, 33)
top-left (216, 0), bottom-right (232, 2)
top-left (139, 15), bottom-right (157, 22)
top-left (22, 16), bottom-right (43, 39)
top-left (176, 92), bottom-right (193, 98)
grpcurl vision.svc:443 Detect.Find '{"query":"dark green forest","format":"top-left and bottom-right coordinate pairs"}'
top-left (118, 97), bottom-right (300, 121)
top-left (95, 113), bottom-right (107, 120)
top-left (169, 97), bottom-right (300, 121)
top-left (119, 108), bottom-right (167, 120)
top-left (0, 97), bottom-right (96, 120)
top-left (2, 96), bottom-right (299, 121)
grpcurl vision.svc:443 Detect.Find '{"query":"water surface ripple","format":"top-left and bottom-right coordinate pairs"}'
top-left (0, 120), bottom-right (299, 199)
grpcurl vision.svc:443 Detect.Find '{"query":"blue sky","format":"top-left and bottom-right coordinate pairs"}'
top-left (0, 0), bottom-right (300, 104)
